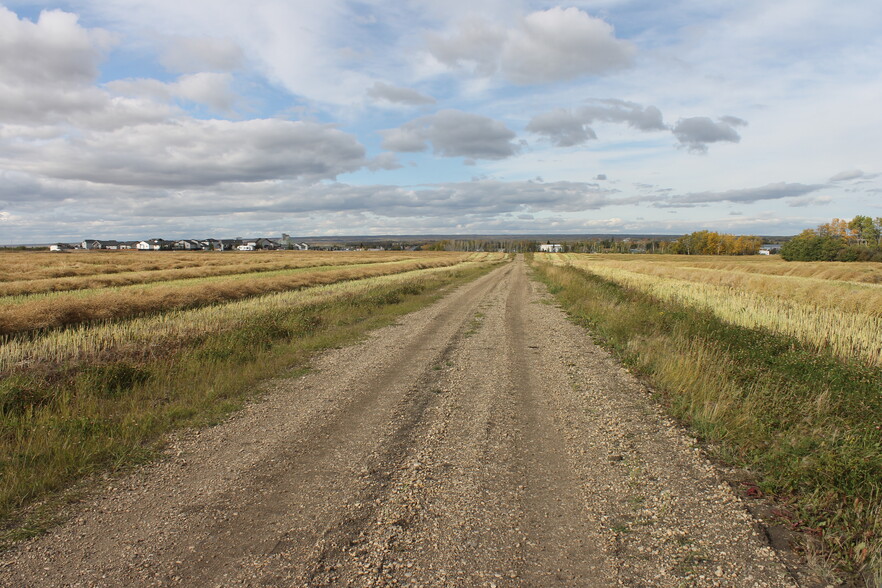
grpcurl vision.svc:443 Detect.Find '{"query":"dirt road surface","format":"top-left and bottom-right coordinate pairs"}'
top-left (0, 257), bottom-right (798, 587)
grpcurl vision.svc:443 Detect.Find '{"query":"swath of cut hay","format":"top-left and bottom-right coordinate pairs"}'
top-left (551, 253), bottom-right (882, 367)
top-left (0, 251), bottom-right (425, 297)
top-left (0, 254), bottom-right (474, 336)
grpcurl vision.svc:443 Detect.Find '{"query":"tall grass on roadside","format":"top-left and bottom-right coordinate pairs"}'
top-left (532, 259), bottom-right (882, 584)
top-left (557, 256), bottom-right (882, 367)
top-left (560, 254), bottom-right (882, 316)
top-left (0, 255), bottom-right (471, 336)
top-left (0, 260), bottom-right (502, 544)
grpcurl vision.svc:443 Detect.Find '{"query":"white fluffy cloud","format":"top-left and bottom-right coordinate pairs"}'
top-left (381, 110), bottom-right (519, 160)
top-left (0, 6), bottom-right (116, 124)
top-left (0, 6), bottom-right (115, 86)
top-left (427, 7), bottom-right (634, 84)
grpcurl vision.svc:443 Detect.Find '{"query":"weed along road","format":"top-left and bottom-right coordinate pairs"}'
top-left (0, 257), bottom-right (796, 587)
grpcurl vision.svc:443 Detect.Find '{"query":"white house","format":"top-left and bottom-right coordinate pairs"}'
top-left (137, 239), bottom-right (171, 250)
top-left (539, 243), bottom-right (563, 253)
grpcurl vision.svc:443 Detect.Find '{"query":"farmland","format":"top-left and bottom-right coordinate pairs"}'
top-left (532, 253), bottom-right (882, 581)
top-left (0, 249), bottom-right (505, 539)
top-left (1, 248), bottom-right (879, 585)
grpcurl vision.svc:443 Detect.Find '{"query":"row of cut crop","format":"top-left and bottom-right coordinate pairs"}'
top-left (557, 256), bottom-right (881, 366)
top-left (0, 255), bottom-right (473, 336)
top-left (0, 252), bottom-right (425, 297)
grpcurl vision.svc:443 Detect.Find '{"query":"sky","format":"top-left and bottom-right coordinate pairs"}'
top-left (0, 0), bottom-right (880, 243)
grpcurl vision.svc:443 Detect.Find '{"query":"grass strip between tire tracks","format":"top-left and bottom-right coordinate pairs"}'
top-left (531, 258), bottom-right (881, 585)
top-left (0, 260), bottom-right (502, 547)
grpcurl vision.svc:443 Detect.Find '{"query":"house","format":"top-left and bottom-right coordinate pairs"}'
top-left (539, 243), bottom-right (563, 253)
top-left (254, 238), bottom-right (279, 250)
top-left (759, 244), bottom-right (780, 255)
top-left (200, 239), bottom-right (223, 251)
top-left (174, 239), bottom-right (203, 250)
top-left (80, 239), bottom-right (120, 250)
top-left (137, 239), bottom-right (172, 251)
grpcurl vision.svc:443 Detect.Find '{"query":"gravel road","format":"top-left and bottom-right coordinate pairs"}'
top-left (0, 257), bottom-right (798, 587)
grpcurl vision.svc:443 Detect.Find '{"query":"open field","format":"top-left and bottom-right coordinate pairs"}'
top-left (0, 251), bottom-right (431, 296)
top-left (533, 253), bottom-right (882, 583)
top-left (0, 251), bottom-right (488, 335)
top-left (547, 253), bottom-right (882, 366)
top-left (0, 251), bottom-right (505, 541)
top-left (0, 258), bottom-right (799, 587)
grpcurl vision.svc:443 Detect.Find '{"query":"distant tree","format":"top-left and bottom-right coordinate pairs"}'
top-left (781, 215), bottom-right (882, 261)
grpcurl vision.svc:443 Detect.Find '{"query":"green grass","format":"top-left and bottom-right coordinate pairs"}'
top-left (0, 262), bottom-right (498, 546)
top-left (532, 260), bottom-right (882, 584)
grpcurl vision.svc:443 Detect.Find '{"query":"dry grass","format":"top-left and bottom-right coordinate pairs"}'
top-left (550, 253), bottom-right (882, 366)
top-left (0, 253), bottom-right (473, 336)
top-left (0, 262), bottom-right (492, 376)
top-left (0, 251), bottom-right (422, 296)
top-left (0, 257), bottom-right (505, 541)
top-left (570, 253), bottom-right (882, 283)
top-left (531, 257), bottom-right (882, 583)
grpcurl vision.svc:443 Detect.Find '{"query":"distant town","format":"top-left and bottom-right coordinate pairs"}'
top-left (14, 232), bottom-right (790, 255)
top-left (67, 234), bottom-right (315, 252)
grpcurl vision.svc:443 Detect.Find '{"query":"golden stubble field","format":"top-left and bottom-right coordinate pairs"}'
top-left (545, 253), bottom-right (882, 366)
top-left (533, 252), bottom-right (882, 582)
top-left (0, 249), bottom-right (505, 539)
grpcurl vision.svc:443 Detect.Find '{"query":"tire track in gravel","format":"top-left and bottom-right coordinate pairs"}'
top-left (0, 257), bottom-right (799, 587)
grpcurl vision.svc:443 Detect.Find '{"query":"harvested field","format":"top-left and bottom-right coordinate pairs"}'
top-left (533, 253), bottom-right (882, 583)
top-left (0, 252), bottom-right (485, 335)
top-left (0, 257), bottom-right (800, 587)
top-left (0, 251), bottom-right (505, 536)
top-left (549, 253), bottom-right (882, 366)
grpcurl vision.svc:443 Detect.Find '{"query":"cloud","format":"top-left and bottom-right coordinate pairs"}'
top-left (366, 82), bottom-right (436, 106)
top-left (160, 36), bottom-right (245, 73)
top-left (527, 99), bottom-right (665, 146)
top-left (829, 169), bottom-right (865, 182)
top-left (0, 6), bottom-right (117, 124)
top-left (367, 152), bottom-right (403, 171)
top-left (668, 182), bottom-right (823, 205)
top-left (526, 109), bottom-right (597, 147)
top-left (380, 110), bottom-right (519, 160)
top-left (672, 116), bottom-right (747, 153)
top-left (174, 73), bottom-right (237, 112)
top-left (109, 73), bottom-right (238, 113)
top-left (427, 7), bottom-right (634, 84)
top-left (2, 119), bottom-right (367, 188)
top-left (788, 195), bottom-right (833, 207)
top-left (0, 7), bottom-right (115, 87)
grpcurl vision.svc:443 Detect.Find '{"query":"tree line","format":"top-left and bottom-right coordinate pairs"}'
top-left (781, 215), bottom-right (882, 262)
